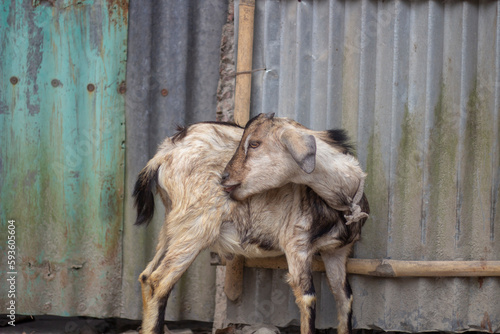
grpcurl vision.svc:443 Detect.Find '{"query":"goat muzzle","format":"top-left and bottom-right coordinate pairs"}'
top-left (222, 184), bottom-right (240, 193)
top-left (221, 172), bottom-right (240, 193)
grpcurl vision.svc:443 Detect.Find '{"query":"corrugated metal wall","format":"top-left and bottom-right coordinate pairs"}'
top-left (122, 0), bottom-right (229, 321)
top-left (2, 0), bottom-right (499, 331)
top-left (227, 0), bottom-right (500, 331)
top-left (0, 0), bottom-right (128, 317)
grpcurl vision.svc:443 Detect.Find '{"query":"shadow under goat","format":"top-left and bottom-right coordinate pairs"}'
top-left (133, 114), bottom-right (369, 334)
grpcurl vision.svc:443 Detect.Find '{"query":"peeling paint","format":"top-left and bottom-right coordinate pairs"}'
top-left (26, 1), bottom-right (44, 116)
top-left (0, 0), bottom-right (127, 318)
top-left (106, 0), bottom-right (128, 26)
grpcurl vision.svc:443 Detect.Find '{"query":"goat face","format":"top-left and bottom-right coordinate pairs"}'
top-left (222, 113), bottom-right (317, 200)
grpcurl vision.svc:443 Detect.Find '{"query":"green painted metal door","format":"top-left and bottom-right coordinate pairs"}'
top-left (0, 0), bottom-right (128, 317)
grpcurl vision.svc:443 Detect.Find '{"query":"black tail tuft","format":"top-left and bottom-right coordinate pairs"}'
top-left (133, 166), bottom-right (159, 226)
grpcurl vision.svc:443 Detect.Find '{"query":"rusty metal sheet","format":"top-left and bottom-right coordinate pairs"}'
top-left (0, 0), bottom-right (128, 318)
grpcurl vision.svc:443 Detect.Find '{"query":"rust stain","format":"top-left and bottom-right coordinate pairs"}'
top-left (22, 258), bottom-right (59, 282)
top-left (104, 227), bottom-right (120, 261)
top-left (43, 261), bottom-right (56, 282)
top-left (23, 257), bottom-right (41, 281)
top-left (118, 81), bottom-right (126, 94)
top-left (51, 79), bottom-right (61, 87)
top-left (106, 0), bottom-right (129, 26)
top-left (477, 277), bottom-right (484, 289)
top-left (32, 0), bottom-right (56, 8)
top-left (481, 312), bottom-right (493, 333)
top-left (60, 267), bottom-right (68, 288)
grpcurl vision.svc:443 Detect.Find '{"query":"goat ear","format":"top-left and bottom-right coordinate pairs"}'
top-left (280, 129), bottom-right (316, 174)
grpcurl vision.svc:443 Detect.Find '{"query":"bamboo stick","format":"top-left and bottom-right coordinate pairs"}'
top-left (242, 256), bottom-right (500, 277)
top-left (347, 258), bottom-right (500, 277)
top-left (223, 0), bottom-right (256, 301)
top-left (224, 255), bottom-right (245, 301)
top-left (233, 0), bottom-right (255, 126)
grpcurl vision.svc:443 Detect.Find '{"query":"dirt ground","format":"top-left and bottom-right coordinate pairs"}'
top-left (0, 316), bottom-right (212, 334)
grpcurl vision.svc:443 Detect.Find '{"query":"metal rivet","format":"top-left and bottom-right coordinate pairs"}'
top-left (10, 76), bottom-right (19, 85)
top-left (43, 302), bottom-right (52, 312)
top-left (77, 303), bottom-right (87, 312)
top-left (118, 82), bottom-right (126, 94)
top-left (51, 79), bottom-right (60, 87)
top-left (87, 83), bottom-right (95, 92)
top-left (161, 89), bottom-right (169, 97)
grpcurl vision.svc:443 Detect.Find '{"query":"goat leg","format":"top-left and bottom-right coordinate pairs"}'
top-left (140, 234), bottom-right (170, 290)
top-left (285, 249), bottom-right (316, 334)
top-left (321, 245), bottom-right (354, 334)
top-left (139, 275), bottom-right (168, 334)
top-left (139, 233), bottom-right (171, 333)
top-left (140, 238), bottom-right (206, 334)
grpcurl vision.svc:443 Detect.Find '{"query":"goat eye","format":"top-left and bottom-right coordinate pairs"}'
top-left (249, 141), bottom-right (260, 149)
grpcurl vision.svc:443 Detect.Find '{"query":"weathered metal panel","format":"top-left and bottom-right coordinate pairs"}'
top-left (228, 0), bottom-right (500, 331)
top-left (121, 0), bottom-right (229, 321)
top-left (0, 0), bottom-right (128, 318)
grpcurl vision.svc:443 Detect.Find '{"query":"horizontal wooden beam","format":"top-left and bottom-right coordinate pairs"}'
top-left (217, 255), bottom-right (500, 277)
top-left (346, 258), bottom-right (500, 277)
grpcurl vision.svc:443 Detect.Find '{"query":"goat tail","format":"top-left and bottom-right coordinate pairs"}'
top-left (133, 158), bottom-right (161, 226)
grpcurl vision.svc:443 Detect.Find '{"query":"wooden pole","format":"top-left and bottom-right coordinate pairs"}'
top-left (233, 0), bottom-right (255, 126)
top-left (224, 255), bottom-right (245, 301)
top-left (242, 256), bottom-right (500, 277)
top-left (223, 0), bottom-right (256, 302)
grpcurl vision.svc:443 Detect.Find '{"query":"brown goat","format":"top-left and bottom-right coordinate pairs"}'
top-left (133, 116), bottom-right (369, 334)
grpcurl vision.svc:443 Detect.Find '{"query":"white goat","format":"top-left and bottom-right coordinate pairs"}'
top-left (222, 113), bottom-right (368, 225)
top-left (133, 114), bottom-right (369, 334)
